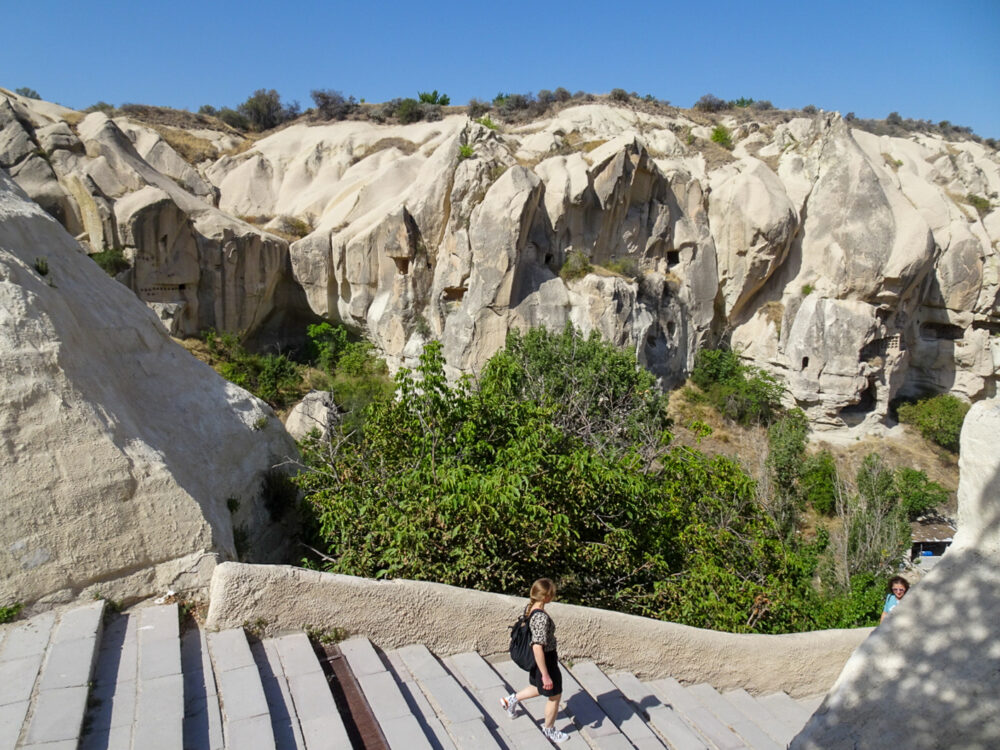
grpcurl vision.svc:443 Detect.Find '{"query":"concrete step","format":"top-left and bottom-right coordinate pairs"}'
top-left (340, 637), bottom-right (432, 749)
top-left (491, 657), bottom-right (592, 750)
top-left (686, 683), bottom-right (781, 750)
top-left (0, 611), bottom-right (57, 750)
top-left (608, 671), bottom-right (709, 750)
top-left (182, 625), bottom-right (225, 750)
top-left (568, 661), bottom-right (666, 749)
top-left (81, 611), bottom-right (138, 750)
top-left (444, 651), bottom-right (552, 750)
top-left (134, 604), bottom-right (184, 750)
top-left (384, 648), bottom-right (457, 750)
top-left (2, 602), bottom-right (104, 750)
top-left (557, 662), bottom-right (640, 750)
top-left (264, 633), bottom-right (352, 749)
top-left (650, 678), bottom-right (748, 750)
top-left (207, 626), bottom-right (276, 750)
top-left (797, 694), bottom-right (824, 717)
top-left (394, 644), bottom-right (499, 748)
top-left (722, 689), bottom-right (794, 747)
top-left (756, 692), bottom-right (812, 739)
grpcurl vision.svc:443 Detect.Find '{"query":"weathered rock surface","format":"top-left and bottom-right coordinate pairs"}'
top-left (0, 169), bottom-right (298, 607)
top-left (791, 397), bottom-right (1000, 749)
top-left (4, 88), bottom-right (999, 432)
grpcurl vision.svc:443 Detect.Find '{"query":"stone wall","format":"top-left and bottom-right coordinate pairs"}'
top-left (205, 561), bottom-right (869, 698)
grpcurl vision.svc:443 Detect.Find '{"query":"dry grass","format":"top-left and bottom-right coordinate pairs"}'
top-left (761, 300), bottom-right (784, 329)
top-left (146, 123), bottom-right (217, 164)
top-left (116, 103), bottom-right (235, 133)
top-left (349, 137), bottom-right (418, 165)
top-left (222, 137), bottom-right (258, 157)
top-left (62, 111), bottom-right (86, 128)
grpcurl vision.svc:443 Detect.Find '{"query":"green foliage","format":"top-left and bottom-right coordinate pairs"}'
top-left (418, 90), bottom-right (450, 106)
top-left (732, 97), bottom-right (754, 108)
top-left (690, 349), bottom-right (785, 426)
top-left (467, 98), bottom-right (491, 118)
top-left (694, 94), bottom-right (727, 112)
top-left (559, 251), bottom-right (592, 281)
top-left (0, 602), bottom-right (23, 624)
top-left (90, 246), bottom-right (130, 276)
top-left (605, 257), bottom-right (639, 277)
top-left (475, 115), bottom-right (498, 130)
top-left (895, 467), bottom-right (948, 519)
top-left (395, 98), bottom-right (424, 124)
top-left (203, 330), bottom-right (303, 409)
top-left (15, 87), bottom-right (40, 99)
top-left (217, 107), bottom-right (249, 130)
top-left (296, 330), bottom-right (882, 633)
top-left (86, 101), bottom-right (116, 114)
top-left (609, 88), bottom-right (630, 103)
top-left (801, 451), bottom-right (838, 515)
top-left (458, 144), bottom-right (475, 161)
top-left (33, 257), bottom-right (49, 276)
top-left (766, 410), bottom-right (809, 535)
top-left (801, 283), bottom-right (814, 295)
top-left (311, 89), bottom-right (358, 120)
top-left (710, 125), bottom-right (733, 150)
top-left (845, 454), bottom-right (910, 580)
top-left (965, 193), bottom-right (991, 217)
top-left (238, 89), bottom-right (299, 132)
top-left (897, 393), bottom-right (969, 452)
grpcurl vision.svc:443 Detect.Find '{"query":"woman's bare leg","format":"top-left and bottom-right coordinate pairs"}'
top-left (515, 685), bottom-right (539, 702)
top-left (544, 694), bottom-right (560, 727)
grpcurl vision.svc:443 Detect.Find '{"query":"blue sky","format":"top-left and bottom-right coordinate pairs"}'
top-left (3, 0), bottom-right (998, 138)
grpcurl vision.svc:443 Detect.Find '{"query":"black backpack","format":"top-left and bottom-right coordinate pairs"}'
top-left (509, 610), bottom-right (543, 670)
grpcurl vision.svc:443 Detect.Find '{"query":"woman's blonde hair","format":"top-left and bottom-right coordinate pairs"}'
top-left (525, 578), bottom-right (556, 615)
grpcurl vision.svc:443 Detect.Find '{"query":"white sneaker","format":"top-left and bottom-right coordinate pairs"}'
top-left (543, 725), bottom-right (569, 743)
top-left (501, 692), bottom-right (519, 718)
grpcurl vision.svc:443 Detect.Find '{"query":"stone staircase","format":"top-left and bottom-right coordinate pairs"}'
top-left (0, 602), bottom-right (824, 749)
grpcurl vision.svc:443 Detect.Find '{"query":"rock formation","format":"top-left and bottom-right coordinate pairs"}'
top-left (0, 167), bottom-right (298, 607)
top-left (790, 397), bottom-right (1000, 749)
top-left (2, 87), bottom-right (998, 432)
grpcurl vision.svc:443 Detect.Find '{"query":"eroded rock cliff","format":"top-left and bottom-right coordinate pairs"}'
top-left (0, 168), bottom-right (297, 607)
top-left (3, 88), bottom-right (998, 433)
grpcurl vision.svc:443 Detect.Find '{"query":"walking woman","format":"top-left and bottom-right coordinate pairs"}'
top-left (501, 578), bottom-right (568, 743)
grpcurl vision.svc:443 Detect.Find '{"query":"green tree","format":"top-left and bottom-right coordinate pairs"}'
top-left (238, 89), bottom-right (299, 131)
top-left (897, 393), bottom-right (970, 452)
top-left (895, 467), bottom-right (948, 519)
top-left (766, 410), bottom-right (809, 535)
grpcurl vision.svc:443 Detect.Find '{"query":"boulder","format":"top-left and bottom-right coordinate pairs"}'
top-left (791, 398), bottom-right (1000, 749)
top-left (284, 390), bottom-right (339, 441)
top-left (0, 169), bottom-right (298, 607)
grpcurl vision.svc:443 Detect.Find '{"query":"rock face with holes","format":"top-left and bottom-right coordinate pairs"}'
top-left (0, 168), bottom-right (298, 607)
top-left (791, 397), bottom-right (1000, 749)
top-left (4, 88), bottom-right (999, 431)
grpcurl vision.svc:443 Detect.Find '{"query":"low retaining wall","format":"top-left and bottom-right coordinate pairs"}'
top-left (205, 562), bottom-right (869, 697)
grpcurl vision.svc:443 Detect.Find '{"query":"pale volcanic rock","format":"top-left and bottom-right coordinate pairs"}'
top-left (0, 170), bottom-right (297, 606)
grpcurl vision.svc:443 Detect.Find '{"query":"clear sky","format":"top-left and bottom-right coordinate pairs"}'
top-left (3, 0), bottom-right (998, 138)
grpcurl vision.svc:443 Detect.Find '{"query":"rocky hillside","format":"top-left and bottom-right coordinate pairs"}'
top-left (2, 87), bottom-right (997, 433)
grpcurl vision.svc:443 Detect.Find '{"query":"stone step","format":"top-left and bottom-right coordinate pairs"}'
top-left (756, 692), bottom-right (812, 738)
top-left (722, 689), bottom-right (794, 747)
top-left (384, 648), bottom-right (457, 750)
top-left (265, 633), bottom-right (352, 749)
top-left (686, 684), bottom-right (781, 750)
top-left (557, 661), bottom-right (641, 750)
top-left (81, 611), bottom-right (138, 750)
top-left (5, 602), bottom-right (104, 749)
top-left (134, 604), bottom-right (184, 750)
top-left (650, 678), bottom-right (748, 750)
top-left (340, 637), bottom-right (432, 750)
top-left (182, 626), bottom-right (225, 750)
top-left (444, 651), bottom-right (552, 750)
top-left (393, 644), bottom-right (500, 748)
top-left (491, 657), bottom-right (593, 750)
top-left (0, 611), bottom-right (57, 750)
top-left (797, 694), bottom-right (824, 716)
top-left (568, 661), bottom-right (667, 749)
top-left (608, 671), bottom-right (709, 750)
top-left (207, 626), bottom-right (276, 750)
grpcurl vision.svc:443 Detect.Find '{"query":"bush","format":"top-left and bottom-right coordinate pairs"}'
top-left (418, 90), bottom-right (450, 106)
top-left (15, 87), bottom-right (40, 99)
top-left (802, 105), bottom-right (818, 115)
top-left (198, 104), bottom-right (217, 116)
top-left (732, 97), bottom-right (754, 108)
top-left (537, 89), bottom-right (556, 105)
top-left (710, 125), bottom-right (733, 149)
top-left (467, 98), bottom-right (491, 118)
top-left (217, 107), bottom-right (250, 130)
top-left (690, 348), bottom-right (784, 426)
top-left (0, 602), bottom-right (23, 624)
top-left (897, 393), bottom-right (969, 452)
top-left (559, 251), bottom-right (592, 281)
top-left (204, 330), bottom-right (303, 409)
top-left (751, 100), bottom-right (774, 111)
top-left (694, 94), bottom-right (727, 112)
top-left (801, 451), bottom-right (838, 515)
top-left (311, 89), bottom-right (358, 120)
top-left (553, 87), bottom-right (572, 102)
top-left (395, 98), bottom-right (424, 124)
top-left (965, 194), bottom-right (991, 217)
top-left (458, 144), bottom-right (474, 161)
top-left (690, 349), bottom-right (742, 389)
top-left (895, 467), bottom-right (949, 519)
top-left (609, 88), bottom-right (630, 103)
top-left (90, 246), bottom-right (130, 276)
top-left (475, 115), bottom-right (498, 130)
top-left (238, 89), bottom-right (299, 131)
